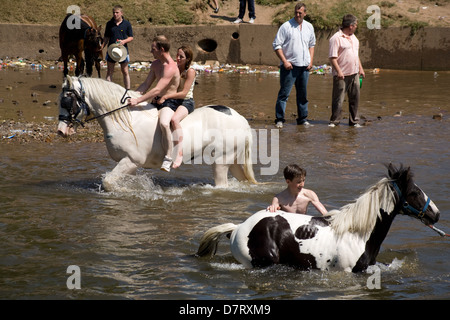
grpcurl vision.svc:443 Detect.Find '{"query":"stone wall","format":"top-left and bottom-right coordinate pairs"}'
top-left (0, 23), bottom-right (449, 70)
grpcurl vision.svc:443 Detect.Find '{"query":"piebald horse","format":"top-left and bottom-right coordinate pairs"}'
top-left (196, 164), bottom-right (441, 272)
top-left (57, 76), bottom-right (257, 190)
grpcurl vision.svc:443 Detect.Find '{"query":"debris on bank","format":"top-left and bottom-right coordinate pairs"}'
top-left (0, 56), bottom-right (384, 77)
top-left (0, 56), bottom-right (335, 76)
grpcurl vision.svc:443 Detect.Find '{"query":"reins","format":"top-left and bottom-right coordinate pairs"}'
top-left (428, 225), bottom-right (450, 237)
top-left (61, 78), bottom-right (133, 126)
top-left (85, 88), bottom-right (131, 123)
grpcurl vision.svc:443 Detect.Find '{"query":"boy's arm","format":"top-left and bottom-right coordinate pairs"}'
top-left (309, 191), bottom-right (328, 215)
top-left (267, 196), bottom-right (281, 212)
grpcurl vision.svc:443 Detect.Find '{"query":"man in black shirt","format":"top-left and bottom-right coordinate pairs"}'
top-left (103, 5), bottom-right (134, 89)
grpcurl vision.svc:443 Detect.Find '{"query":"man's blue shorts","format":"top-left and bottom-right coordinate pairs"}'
top-left (105, 53), bottom-right (130, 64)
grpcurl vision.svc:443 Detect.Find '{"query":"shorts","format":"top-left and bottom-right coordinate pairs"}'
top-left (105, 53), bottom-right (130, 64)
top-left (156, 98), bottom-right (195, 114)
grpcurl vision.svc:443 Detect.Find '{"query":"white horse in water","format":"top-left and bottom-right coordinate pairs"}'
top-left (57, 76), bottom-right (257, 190)
top-left (196, 164), bottom-right (441, 272)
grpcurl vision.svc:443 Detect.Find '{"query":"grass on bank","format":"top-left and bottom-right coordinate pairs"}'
top-left (1, 0), bottom-right (447, 30)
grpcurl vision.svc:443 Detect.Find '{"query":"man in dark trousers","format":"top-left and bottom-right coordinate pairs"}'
top-left (328, 14), bottom-right (365, 127)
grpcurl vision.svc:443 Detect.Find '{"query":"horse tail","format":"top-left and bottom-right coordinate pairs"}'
top-left (243, 131), bottom-right (257, 184)
top-left (196, 223), bottom-right (237, 258)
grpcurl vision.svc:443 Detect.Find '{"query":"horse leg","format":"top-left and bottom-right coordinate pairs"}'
top-left (102, 157), bottom-right (138, 191)
top-left (79, 58), bottom-right (85, 76)
top-left (85, 50), bottom-right (93, 77)
top-left (95, 59), bottom-right (101, 78)
top-left (229, 164), bottom-right (247, 182)
top-left (212, 163), bottom-right (229, 187)
top-left (75, 55), bottom-right (82, 76)
top-left (63, 56), bottom-right (69, 77)
top-left (75, 47), bottom-right (84, 76)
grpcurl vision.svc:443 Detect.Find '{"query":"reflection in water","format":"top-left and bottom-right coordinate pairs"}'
top-left (0, 68), bottom-right (449, 299)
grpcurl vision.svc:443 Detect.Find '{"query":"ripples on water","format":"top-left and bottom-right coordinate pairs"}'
top-left (0, 69), bottom-right (449, 300)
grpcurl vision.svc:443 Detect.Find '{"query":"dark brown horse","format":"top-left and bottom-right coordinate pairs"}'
top-left (59, 14), bottom-right (103, 77)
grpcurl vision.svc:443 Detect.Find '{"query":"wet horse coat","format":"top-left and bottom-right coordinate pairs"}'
top-left (197, 165), bottom-right (440, 272)
top-left (59, 14), bottom-right (103, 77)
top-left (57, 76), bottom-right (257, 190)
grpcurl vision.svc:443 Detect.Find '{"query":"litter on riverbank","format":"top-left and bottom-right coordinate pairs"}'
top-left (0, 57), bottom-right (336, 76)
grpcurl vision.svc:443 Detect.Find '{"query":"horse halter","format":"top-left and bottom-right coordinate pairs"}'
top-left (59, 79), bottom-right (90, 127)
top-left (391, 182), bottom-right (431, 219)
top-left (60, 79), bottom-right (132, 126)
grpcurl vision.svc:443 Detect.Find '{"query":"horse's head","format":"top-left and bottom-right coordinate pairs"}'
top-left (388, 164), bottom-right (440, 226)
top-left (57, 76), bottom-right (91, 137)
top-left (85, 26), bottom-right (104, 59)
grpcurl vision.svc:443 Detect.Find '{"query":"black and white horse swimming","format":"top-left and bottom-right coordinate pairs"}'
top-left (196, 164), bottom-right (441, 272)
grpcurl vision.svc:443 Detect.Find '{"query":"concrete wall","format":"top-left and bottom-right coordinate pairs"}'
top-left (0, 23), bottom-right (449, 70)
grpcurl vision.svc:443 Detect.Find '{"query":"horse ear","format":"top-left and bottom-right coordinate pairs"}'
top-left (397, 165), bottom-right (413, 188)
top-left (98, 25), bottom-right (102, 32)
top-left (387, 163), bottom-right (396, 178)
top-left (405, 166), bottom-right (412, 181)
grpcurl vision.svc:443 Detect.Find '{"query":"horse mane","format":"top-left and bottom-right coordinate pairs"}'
top-left (70, 76), bottom-right (149, 132)
top-left (327, 177), bottom-right (396, 238)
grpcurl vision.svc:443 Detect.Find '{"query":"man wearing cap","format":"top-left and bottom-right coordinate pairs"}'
top-left (103, 5), bottom-right (133, 89)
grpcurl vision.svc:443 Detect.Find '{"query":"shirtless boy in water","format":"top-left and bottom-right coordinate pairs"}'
top-left (267, 164), bottom-right (328, 215)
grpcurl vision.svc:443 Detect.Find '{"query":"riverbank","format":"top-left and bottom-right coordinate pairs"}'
top-left (1, 0), bottom-right (450, 69)
top-left (1, 23), bottom-right (450, 70)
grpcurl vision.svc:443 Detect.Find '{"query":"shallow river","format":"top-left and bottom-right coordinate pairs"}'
top-left (0, 67), bottom-right (449, 300)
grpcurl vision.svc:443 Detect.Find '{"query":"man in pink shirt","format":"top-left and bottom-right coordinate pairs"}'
top-left (328, 14), bottom-right (365, 127)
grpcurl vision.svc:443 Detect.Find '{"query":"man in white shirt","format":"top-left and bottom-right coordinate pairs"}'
top-left (272, 2), bottom-right (316, 128)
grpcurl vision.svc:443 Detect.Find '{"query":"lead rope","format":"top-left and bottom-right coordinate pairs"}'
top-left (428, 225), bottom-right (450, 237)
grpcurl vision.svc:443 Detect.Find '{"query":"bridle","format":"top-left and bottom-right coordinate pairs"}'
top-left (391, 182), bottom-right (431, 219)
top-left (59, 78), bottom-right (131, 127)
top-left (59, 79), bottom-right (90, 127)
top-left (391, 181), bottom-right (448, 237)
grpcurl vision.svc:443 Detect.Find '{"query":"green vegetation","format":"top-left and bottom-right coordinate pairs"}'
top-left (1, 0), bottom-right (196, 26)
top-left (1, 0), bottom-right (446, 30)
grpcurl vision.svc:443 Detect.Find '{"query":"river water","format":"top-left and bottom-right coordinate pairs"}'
top-left (0, 66), bottom-right (449, 300)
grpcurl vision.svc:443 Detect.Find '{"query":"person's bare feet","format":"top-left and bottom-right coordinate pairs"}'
top-left (172, 151), bottom-right (183, 169)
